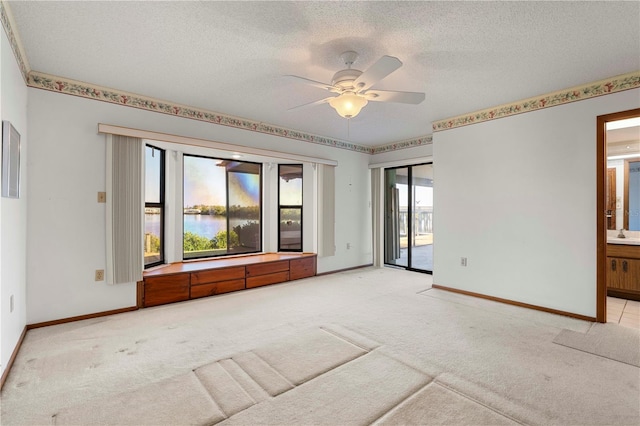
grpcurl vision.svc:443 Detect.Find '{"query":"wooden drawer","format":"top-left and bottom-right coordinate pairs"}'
top-left (290, 257), bottom-right (316, 280)
top-left (246, 260), bottom-right (289, 277)
top-left (607, 244), bottom-right (640, 259)
top-left (144, 273), bottom-right (190, 307)
top-left (246, 271), bottom-right (290, 289)
top-left (191, 278), bottom-right (245, 299)
top-left (191, 266), bottom-right (245, 285)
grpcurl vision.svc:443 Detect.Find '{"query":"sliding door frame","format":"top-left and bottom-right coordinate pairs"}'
top-left (384, 162), bottom-right (433, 274)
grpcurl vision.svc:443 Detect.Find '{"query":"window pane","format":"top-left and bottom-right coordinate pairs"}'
top-left (183, 156), bottom-right (262, 259)
top-left (183, 156), bottom-right (228, 259)
top-left (280, 207), bottom-right (301, 250)
top-left (279, 165), bottom-right (302, 206)
top-left (410, 164), bottom-right (433, 272)
top-left (145, 145), bottom-right (162, 203)
top-left (228, 162), bottom-right (261, 254)
top-left (144, 209), bottom-right (162, 266)
top-left (279, 165), bottom-right (303, 251)
top-left (384, 167), bottom-right (408, 268)
top-left (144, 144), bottom-right (164, 267)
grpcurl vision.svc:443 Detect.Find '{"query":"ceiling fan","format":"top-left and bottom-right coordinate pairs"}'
top-left (286, 51), bottom-right (425, 119)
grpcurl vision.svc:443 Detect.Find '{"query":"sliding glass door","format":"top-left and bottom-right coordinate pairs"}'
top-left (384, 163), bottom-right (433, 273)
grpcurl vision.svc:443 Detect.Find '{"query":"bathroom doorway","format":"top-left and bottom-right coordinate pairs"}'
top-left (597, 108), bottom-right (640, 323)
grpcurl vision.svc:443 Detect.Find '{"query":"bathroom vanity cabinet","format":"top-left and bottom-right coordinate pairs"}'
top-left (606, 244), bottom-right (640, 301)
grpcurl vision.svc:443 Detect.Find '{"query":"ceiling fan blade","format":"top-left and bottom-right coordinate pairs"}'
top-left (353, 55), bottom-right (402, 91)
top-left (364, 89), bottom-right (425, 104)
top-left (287, 96), bottom-right (336, 111)
top-left (284, 75), bottom-right (338, 92)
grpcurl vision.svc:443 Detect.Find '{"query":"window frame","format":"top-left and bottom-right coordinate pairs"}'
top-left (278, 164), bottom-right (303, 252)
top-left (144, 144), bottom-right (165, 269)
top-left (182, 153), bottom-right (263, 260)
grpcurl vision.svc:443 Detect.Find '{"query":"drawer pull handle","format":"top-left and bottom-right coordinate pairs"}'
top-left (611, 259), bottom-right (616, 271)
top-left (622, 260), bottom-right (628, 273)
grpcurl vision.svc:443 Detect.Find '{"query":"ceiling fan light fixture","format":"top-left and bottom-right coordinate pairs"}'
top-left (329, 92), bottom-right (368, 119)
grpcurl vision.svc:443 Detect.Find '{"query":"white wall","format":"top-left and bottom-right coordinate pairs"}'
top-left (27, 88), bottom-right (372, 324)
top-left (1, 29), bottom-right (28, 377)
top-left (433, 89), bottom-right (640, 317)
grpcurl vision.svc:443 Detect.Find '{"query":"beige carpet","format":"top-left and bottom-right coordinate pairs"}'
top-left (553, 322), bottom-right (640, 367)
top-left (39, 326), bottom-right (519, 425)
top-left (2, 267), bottom-right (639, 425)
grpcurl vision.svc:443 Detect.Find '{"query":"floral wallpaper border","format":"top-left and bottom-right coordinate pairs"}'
top-left (0, 1), bottom-right (29, 82)
top-left (28, 71), bottom-right (374, 154)
top-left (28, 67), bottom-right (434, 154)
top-left (432, 71), bottom-right (640, 132)
top-left (372, 135), bottom-right (433, 155)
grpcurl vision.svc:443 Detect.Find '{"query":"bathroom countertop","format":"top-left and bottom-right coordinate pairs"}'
top-left (608, 237), bottom-right (640, 246)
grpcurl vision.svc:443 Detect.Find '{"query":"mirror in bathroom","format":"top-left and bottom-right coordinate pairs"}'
top-left (624, 159), bottom-right (640, 231)
top-left (606, 117), bottom-right (640, 231)
top-left (605, 167), bottom-right (616, 230)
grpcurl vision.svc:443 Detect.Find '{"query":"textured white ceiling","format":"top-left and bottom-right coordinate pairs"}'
top-left (8, 1), bottom-right (640, 146)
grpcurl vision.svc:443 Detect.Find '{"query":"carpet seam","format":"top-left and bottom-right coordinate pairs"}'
top-left (319, 326), bottom-right (376, 352)
top-left (368, 380), bottom-right (435, 425)
top-left (191, 370), bottom-right (229, 422)
top-left (217, 359), bottom-right (260, 405)
top-left (288, 350), bottom-right (371, 388)
top-left (434, 378), bottom-right (529, 425)
top-left (551, 340), bottom-right (640, 368)
top-left (371, 348), bottom-right (440, 378)
top-left (247, 350), bottom-right (296, 391)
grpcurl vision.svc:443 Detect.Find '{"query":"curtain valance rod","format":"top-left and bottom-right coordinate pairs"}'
top-left (98, 123), bottom-right (338, 166)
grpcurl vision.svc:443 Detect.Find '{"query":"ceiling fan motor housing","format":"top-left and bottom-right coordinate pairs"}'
top-left (331, 68), bottom-right (363, 90)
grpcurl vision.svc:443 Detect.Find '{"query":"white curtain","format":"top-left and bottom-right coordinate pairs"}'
top-left (370, 168), bottom-right (383, 267)
top-left (106, 135), bottom-right (144, 284)
top-left (317, 164), bottom-right (336, 257)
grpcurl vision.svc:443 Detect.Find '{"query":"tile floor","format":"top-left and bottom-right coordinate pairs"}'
top-left (607, 297), bottom-right (640, 330)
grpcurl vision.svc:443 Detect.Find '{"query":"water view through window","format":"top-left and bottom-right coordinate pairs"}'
top-left (279, 164), bottom-right (303, 251)
top-left (144, 145), bottom-right (164, 267)
top-left (182, 155), bottom-right (261, 259)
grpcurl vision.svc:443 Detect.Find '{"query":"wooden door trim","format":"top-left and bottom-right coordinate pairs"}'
top-left (596, 108), bottom-right (640, 323)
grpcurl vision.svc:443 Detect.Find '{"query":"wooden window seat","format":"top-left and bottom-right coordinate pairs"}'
top-left (141, 253), bottom-right (317, 307)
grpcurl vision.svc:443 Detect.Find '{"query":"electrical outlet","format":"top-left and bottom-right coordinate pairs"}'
top-left (97, 192), bottom-right (107, 203)
top-left (95, 269), bottom-right (105, 281)
top-left (461, 257), bottom-right (468, 267)
top-left (10, 295), bottom-right (14, 313)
